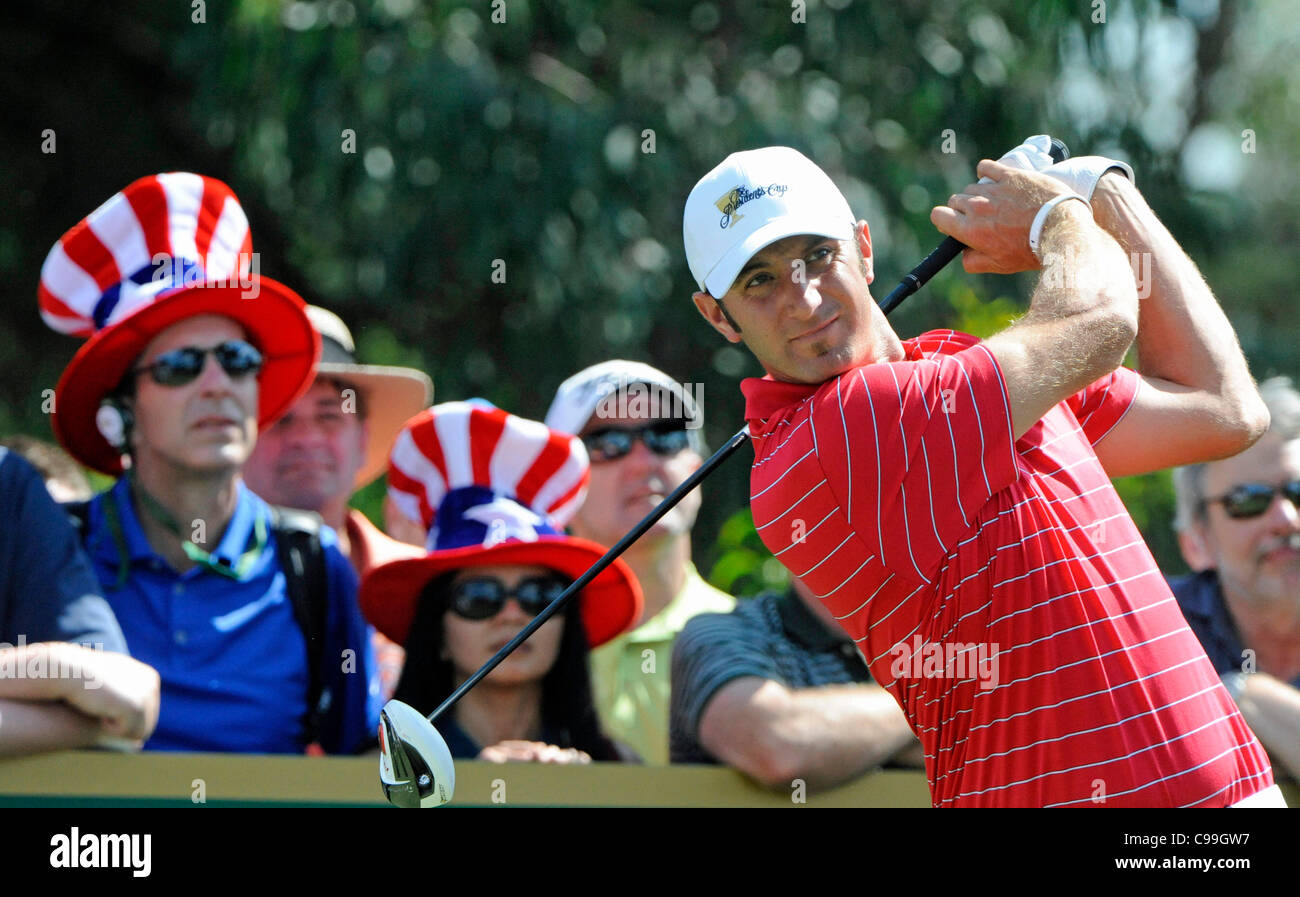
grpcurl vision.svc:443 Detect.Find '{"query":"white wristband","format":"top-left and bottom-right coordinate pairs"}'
top-left (1028, 192), bottom-right (1090, 260)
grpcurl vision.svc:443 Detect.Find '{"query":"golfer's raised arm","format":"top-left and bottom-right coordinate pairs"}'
top-left (931, 160), bottom-right (1139, 441)
top-left (1078, 173), bottom-right (1269, 476)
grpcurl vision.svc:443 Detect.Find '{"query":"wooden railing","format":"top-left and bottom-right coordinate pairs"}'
top-left (0, 751), bottom-right (930, 807)
top-left (1, 752), bottom-right (1293, 807)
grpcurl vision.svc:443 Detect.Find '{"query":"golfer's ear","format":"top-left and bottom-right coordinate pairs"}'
top-left (692, 290), bottom-right (742, 344)
top-left (1177, 525), bottom-right (1215, 573)
top-left (855, 220), bottom-right (874, 283)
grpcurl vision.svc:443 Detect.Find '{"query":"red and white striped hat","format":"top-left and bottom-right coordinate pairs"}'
top-left (360, 401), bottom-right (643, 648)
top-left (39, 172), bottom-right (318, 475)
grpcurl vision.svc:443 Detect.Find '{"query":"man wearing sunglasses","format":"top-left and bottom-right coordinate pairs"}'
top-left (1171, 376), bottom-right (1300, 782)
top-left (38, 173), bottom-right (381, 755)
top-left (546, 360), bottom-right (736, 764)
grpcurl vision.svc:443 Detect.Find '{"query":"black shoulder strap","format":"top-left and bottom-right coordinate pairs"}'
top-left (64, 499), bottom-right (91, 534)
top-left (269, 506), bottom-right (329, 749)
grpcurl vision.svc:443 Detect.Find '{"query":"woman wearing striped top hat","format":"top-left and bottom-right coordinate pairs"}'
top-left (360, 401), bottom-right (644, 762)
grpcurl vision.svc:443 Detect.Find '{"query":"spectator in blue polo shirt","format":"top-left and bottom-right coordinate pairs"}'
top-left (0, 447), bottom-right (160, 754)
top-left (36, 172), bottom-right (380, 754)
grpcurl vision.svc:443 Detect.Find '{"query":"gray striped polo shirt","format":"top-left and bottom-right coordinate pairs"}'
top-left (670, 587), bottom-right (872, 764)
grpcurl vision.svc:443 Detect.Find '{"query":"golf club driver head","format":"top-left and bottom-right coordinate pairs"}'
top-left (378, 699), bottom-right (456, 808)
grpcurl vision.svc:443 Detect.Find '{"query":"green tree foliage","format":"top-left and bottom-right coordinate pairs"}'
top-left (1, 0), bottom-right (1292, 588)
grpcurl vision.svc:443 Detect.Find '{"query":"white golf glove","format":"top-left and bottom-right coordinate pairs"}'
top-left (1045, 155), bottom-right (1135, 200)
top-left (995, 134), bottom-right (1058, 174)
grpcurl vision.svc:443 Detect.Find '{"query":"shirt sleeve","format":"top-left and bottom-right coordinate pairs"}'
top-left (1065, 366), bottom-right (1142, 446)
top-left (669, 609), bottom-right (783, 763)
top-left (809, 344), bottom-right (1021, 583)
top-left (0, 453), bottom-right (127, 653)
top-left (317, 537), bottom-right (382, 755)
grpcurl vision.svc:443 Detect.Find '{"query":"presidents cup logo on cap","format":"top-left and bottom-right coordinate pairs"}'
top-left (684, 146), bottom-right (856, 298)
top-left (715, 183), bottom-right (789, 230)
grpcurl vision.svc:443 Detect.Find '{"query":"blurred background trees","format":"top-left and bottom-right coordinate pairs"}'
top-left (2, 0), bottom-right (1295, 595)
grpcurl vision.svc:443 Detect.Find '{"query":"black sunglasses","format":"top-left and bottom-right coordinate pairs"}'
top-left (132, 340), bottom-right (263, 387)
top-left (582, 421), bottom-right (692, 463)
top-left (447, 576), bottom-right (569, 620)
top-left (1205, 480), bottom-right (1300, 519)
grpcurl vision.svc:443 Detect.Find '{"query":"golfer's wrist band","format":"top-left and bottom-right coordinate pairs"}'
top-left (1029, 192), bottom-right (1091, 260)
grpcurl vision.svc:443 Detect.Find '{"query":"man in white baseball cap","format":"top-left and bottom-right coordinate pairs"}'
top-left (686, 146), bottom-right (857, 304)
top-left (546, 360), bottom-right (735, 764)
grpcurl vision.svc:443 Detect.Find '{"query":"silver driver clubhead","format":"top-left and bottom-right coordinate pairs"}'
top-left (378, 699), bottom-right (456, 808)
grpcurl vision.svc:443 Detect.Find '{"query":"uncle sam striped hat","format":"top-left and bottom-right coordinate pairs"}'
top-left (38, 173), bottom-right (318, 475)
top-left (360, 401), bottom-right (643, 648)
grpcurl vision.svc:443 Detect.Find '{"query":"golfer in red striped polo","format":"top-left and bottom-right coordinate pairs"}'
top-left (683, 144), bottom-right (1283, 807)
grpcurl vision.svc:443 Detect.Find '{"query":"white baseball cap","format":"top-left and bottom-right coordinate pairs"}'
top-left (545, 360), bottom-right (702, 438)
top-left (683, 146), bottom-right (857, 298)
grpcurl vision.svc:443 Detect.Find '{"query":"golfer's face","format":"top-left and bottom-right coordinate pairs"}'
top-left (693, 225), bottom-right (903, 384)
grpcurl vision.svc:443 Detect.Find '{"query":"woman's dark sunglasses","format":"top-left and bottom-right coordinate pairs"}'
top-left (448, 576), bottom-right (569, 620)
top-left (581, 421), bottom-right (691, 463)
top-left (1205, 480), bottom-right (1300, 519)
top-left (132, 340), bottom-right (263, 387)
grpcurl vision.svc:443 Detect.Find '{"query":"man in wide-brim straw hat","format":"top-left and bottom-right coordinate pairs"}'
top-left (244, 304), bottom-right (433, 699)
top-left (39, 172), bottom-right (380, 754)
top-left (244, 304), bottom-right (433, 573)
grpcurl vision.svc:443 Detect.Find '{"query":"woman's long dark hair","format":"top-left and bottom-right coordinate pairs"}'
top-left (393, 570), bottom-right (624, 762)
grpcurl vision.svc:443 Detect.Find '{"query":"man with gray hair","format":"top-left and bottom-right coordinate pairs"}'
top-left (1169, 376), bottom-right (1300, 780)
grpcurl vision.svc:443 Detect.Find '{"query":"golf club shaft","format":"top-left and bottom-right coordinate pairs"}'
top-left (877, 236), bottom-right (965, 315)
top-left (427, 424), bottom-right (754, 724)
top-left (877, 138), bottom-right (1070, 316)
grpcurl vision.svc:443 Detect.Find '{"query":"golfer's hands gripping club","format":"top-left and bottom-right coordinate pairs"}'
top-left (931, 161), bottom-right (1092, 275)
top-left (877, 135), bottom-right (1066, 314)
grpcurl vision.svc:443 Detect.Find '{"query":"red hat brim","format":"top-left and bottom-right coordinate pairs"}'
top-left (52, 278), bottom-right (320, 475)
top-left (359, 536), bottom-right (644, 649)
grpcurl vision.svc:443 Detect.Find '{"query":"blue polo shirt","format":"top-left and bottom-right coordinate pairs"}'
top-left (0, 448), bottom-right (126, 652)
top-left (1169, 570), bottom-right (1300, 689)
top-left (81, 475), bottom-right (381, 754)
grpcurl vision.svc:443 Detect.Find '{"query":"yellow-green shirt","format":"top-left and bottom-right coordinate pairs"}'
top-left (590, 564), bottom-right (735, 764)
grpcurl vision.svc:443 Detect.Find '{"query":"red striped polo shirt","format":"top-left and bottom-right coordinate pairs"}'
top-left (744, 329), bottom-right (1273, 807)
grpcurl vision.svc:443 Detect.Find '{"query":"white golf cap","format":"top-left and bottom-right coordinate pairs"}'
top-left (683, 146), bottom-right (857, 298)
top-left (545, 359), bottom-right (702, 436)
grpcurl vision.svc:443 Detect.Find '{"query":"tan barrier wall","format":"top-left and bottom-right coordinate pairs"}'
top-left (2, 752), bottom-right (1297, 807)
top-left (0, 752), bottom-right (926, 807)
